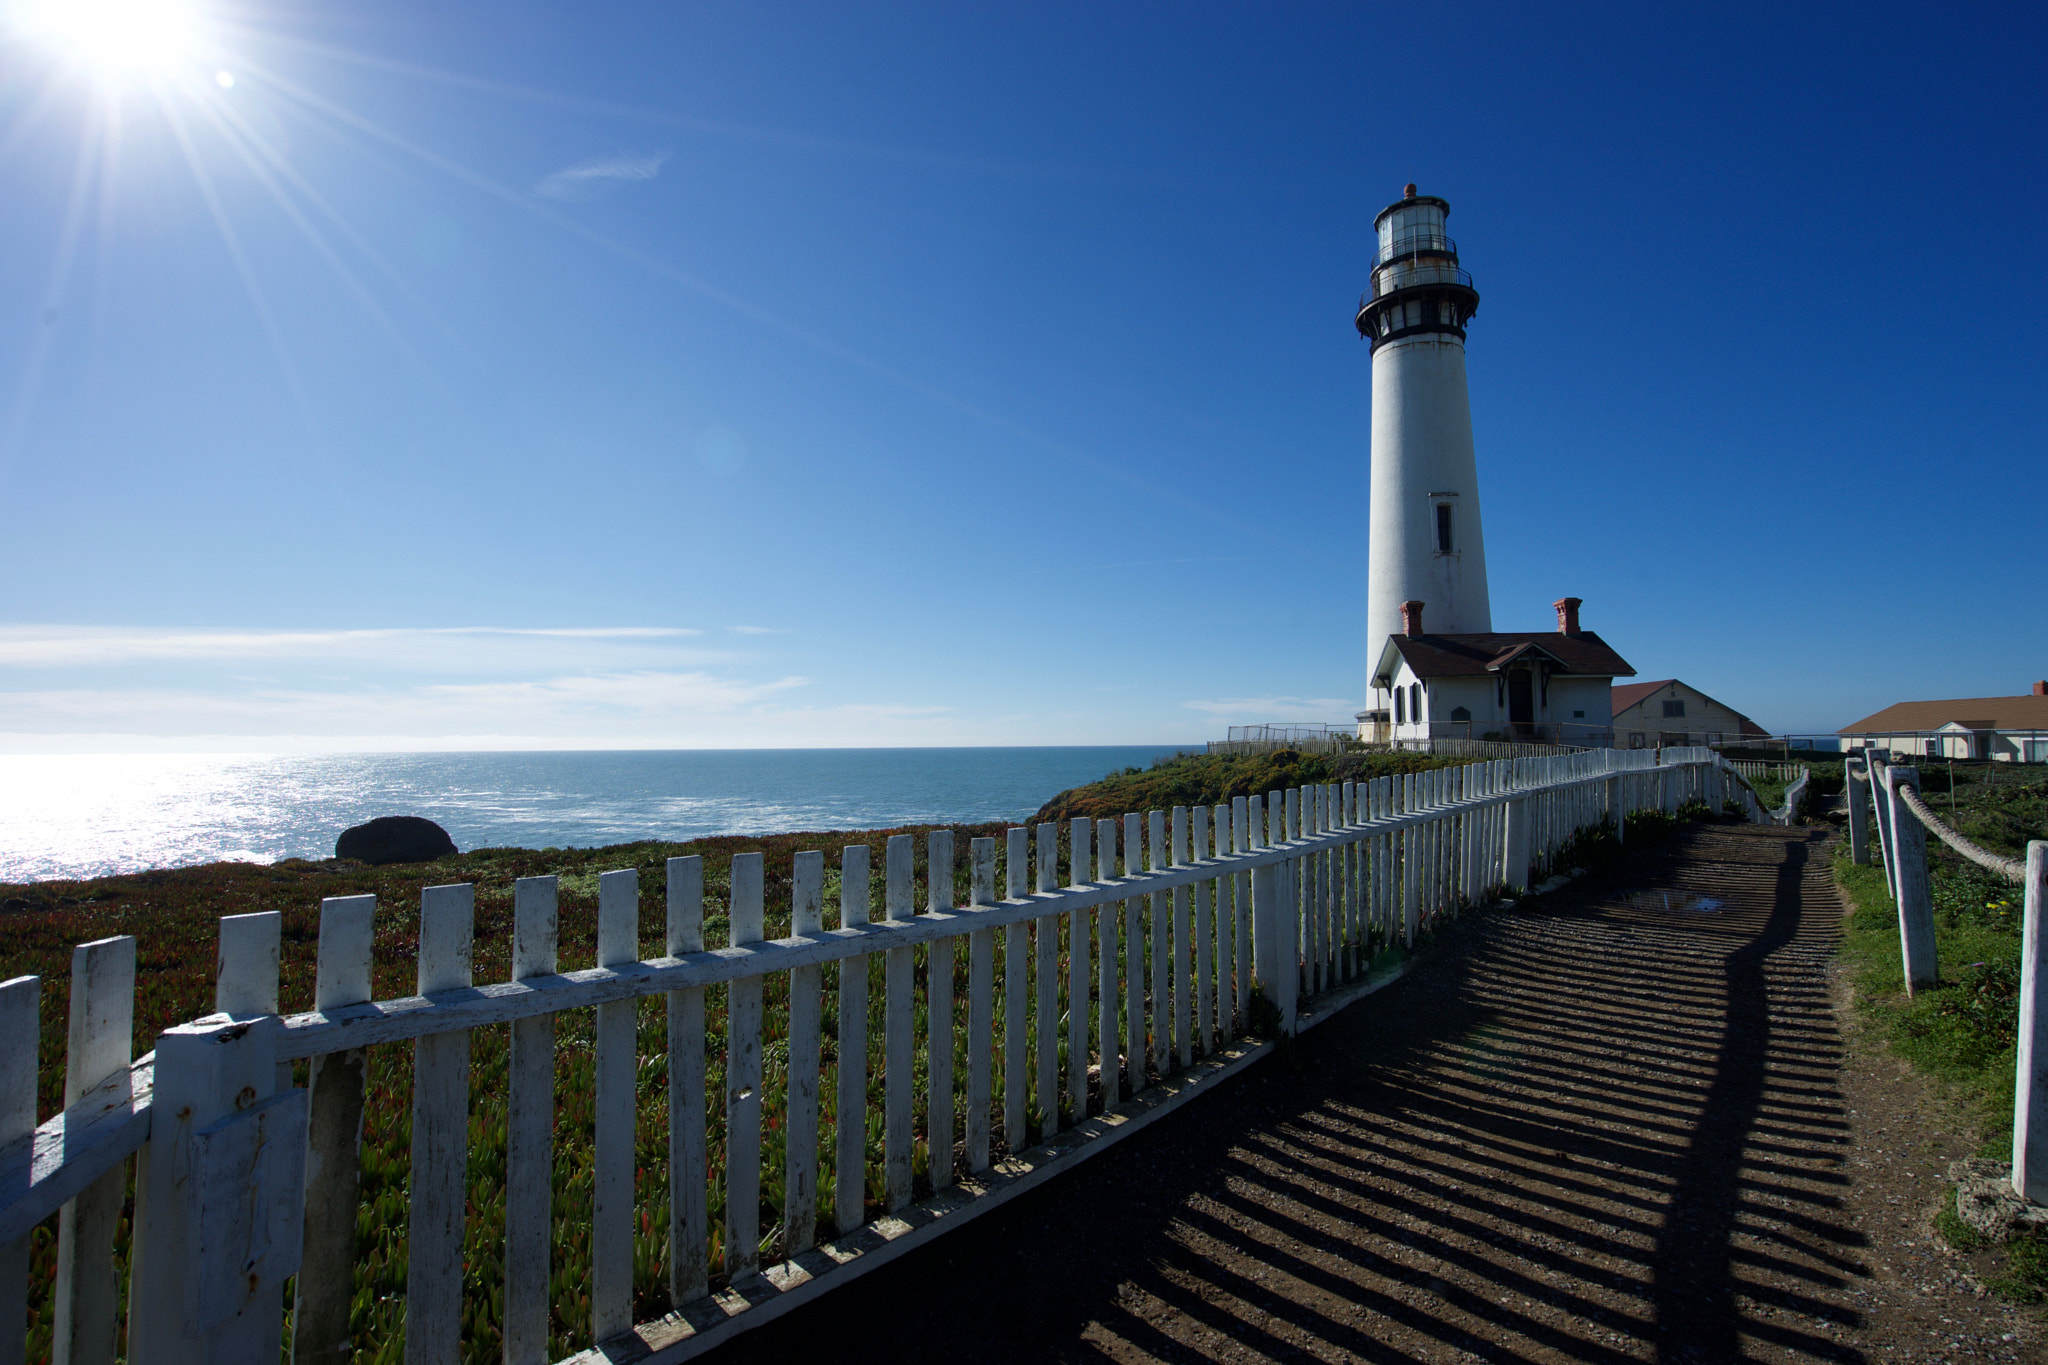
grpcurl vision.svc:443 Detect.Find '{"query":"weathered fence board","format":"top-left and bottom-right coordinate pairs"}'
top-left (407, 884), bottom-right (474, 1365)
top-left (505, 878), bottom-right (557, 1365)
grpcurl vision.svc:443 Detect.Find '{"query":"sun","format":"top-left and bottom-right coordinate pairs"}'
top-left (16, 0), bottom-right (203, 75)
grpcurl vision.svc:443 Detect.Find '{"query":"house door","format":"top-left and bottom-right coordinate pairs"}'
top-left (1507, 671), bottom-right (1534, 728)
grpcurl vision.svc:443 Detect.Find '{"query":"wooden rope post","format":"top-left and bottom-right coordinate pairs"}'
top-left (1885, 765), bottom-right (1939, 994)
top-left (2016, 842), bottom-right (2048, 1203)
top-left (1846, 760), bottom-right (1871, 866)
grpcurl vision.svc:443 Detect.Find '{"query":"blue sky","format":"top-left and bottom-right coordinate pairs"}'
top-left (0, 1), bottom-right (2041, 750)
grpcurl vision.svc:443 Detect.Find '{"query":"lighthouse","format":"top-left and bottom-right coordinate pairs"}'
top-left (1357, 186), bottom-right (1491, 694)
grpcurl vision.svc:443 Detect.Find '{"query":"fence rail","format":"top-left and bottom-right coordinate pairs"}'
top-left (1893, 781), bottom-right (2027, 881)
top-left (0, 747), bottom-right (1745, 1364)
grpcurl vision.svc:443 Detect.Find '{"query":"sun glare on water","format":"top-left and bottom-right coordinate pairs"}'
top-left (16, 0), bottom-right (202, 75)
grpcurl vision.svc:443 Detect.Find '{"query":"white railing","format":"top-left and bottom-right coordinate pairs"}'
top-left (0, 748), bottom-right (1731, 1364)
top-left (1394, 735), bottom-right (1580, 759)
top-left (1846, 753), bottom-right (2048, 1207)
top-left (1727, 759), bottom-right (1807, 784)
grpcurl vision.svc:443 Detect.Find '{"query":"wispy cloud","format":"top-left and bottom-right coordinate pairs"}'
top-left (0, 625), bottom-right (701, 667)
top-left (532, 151), bottom-right (668, 202)
top-left (1182, 695), bottom-right (1359, 721)
top-left (0, 670), bottom-right (985, 751)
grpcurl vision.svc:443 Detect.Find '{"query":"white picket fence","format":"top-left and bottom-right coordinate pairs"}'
top-left (1727, 759), bottom-right (1807, 784)
top-left (0, 747), bottom-right (1739, 1365)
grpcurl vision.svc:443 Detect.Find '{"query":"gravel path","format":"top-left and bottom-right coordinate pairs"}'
top-left (704, 822), bottom-right (2039, 1364)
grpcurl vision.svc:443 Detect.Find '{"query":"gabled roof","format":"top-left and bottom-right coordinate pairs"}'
top-left (1839, 695), bottom-right (2048, 735)
top-left (1610, 679), bottom-right (1677, 715)
top-left (1610, 678), bottom-right (1769, 737)
top-left (1377, 631), bottom-right (1635, 684)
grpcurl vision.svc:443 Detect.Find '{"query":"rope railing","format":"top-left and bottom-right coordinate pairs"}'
top-left (1896, 781), bottom-right (2027, 882)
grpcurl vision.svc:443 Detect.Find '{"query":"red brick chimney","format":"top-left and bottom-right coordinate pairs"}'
top-left (2035, 680), bottom-right (2047, 697)
top-left (1554, 596), bottom-right (1582, 637)
top-left (1400, 600), bottom-right (1425, 638)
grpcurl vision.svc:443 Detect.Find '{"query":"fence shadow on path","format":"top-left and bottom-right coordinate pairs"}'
top-left (711, 824), bottom-right (1866, 1365)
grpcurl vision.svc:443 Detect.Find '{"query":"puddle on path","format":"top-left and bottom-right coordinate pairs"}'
top-left (1622, 889), bottom-right (1725, 914)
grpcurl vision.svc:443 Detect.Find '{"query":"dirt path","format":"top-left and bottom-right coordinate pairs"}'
top-left (703, 823), bottom-right (2038, 1364)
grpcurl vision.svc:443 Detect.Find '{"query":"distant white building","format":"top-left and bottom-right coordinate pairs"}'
top-left (1362, 597), bottom-right (1635, 747)
top-left (1839, 684), bottom-right (2048, 762)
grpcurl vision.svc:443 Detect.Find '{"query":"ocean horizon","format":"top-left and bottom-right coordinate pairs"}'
top-left (0, 746), bottom-right (1195, 885)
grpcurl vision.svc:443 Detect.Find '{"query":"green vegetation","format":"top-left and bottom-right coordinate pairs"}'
top-left (1833, 774), bottom-right (2048, 1299)
top-left (1898, 760), bottom-right (2048, 858)
top-left (1542, 801), bottom-right (1716, 881)
top-left (1034, 747), bottom-right (1460, 824)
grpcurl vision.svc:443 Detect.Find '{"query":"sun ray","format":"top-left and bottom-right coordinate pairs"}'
top-left (154, 85), bottom-right (332, 477)
top-left (252, 32), bottom-right (1092, 184)
top-left (238, 59), bottom-right (1249, 536)
top-left (188, 71), bottom-right (544, 418)
top-left (0, 100), bottom-right (109, 478)
top-left (180, 71), bottom-right (436, 380)
top-left (0, 70), bottom-right (85, 174)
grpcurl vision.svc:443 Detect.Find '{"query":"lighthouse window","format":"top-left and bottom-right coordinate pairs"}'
top-left (1435, 503), bottom-right (1454, 555)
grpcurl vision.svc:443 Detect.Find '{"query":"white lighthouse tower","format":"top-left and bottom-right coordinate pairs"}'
top-left (1358, 185), bottom-right (1491, 677)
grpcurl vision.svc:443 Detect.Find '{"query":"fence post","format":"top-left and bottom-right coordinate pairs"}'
top-left (1871, 752), bottom-right (1898, 900)
top-left (1250, 860), bottom-right (1295, 1035)
top-left (128, 1013), bottom-right (300, 1365)
top-left (2016, 842), bottom-right (2048, 1203)
top-left (1846, 760), bottom-right (1870, 866)
top-left (1885, 765), bottom-right (1939, 994)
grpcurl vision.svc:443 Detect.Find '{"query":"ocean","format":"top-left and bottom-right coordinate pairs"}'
top-left (0, 747), bottom-right (1189, 884)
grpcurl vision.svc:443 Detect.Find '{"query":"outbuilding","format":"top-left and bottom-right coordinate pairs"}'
top-left (1610, 679), bottom-right (1768, 749)
top-left (1838, 685), bottom-right (2048, 762)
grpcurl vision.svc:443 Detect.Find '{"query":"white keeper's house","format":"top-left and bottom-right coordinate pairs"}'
top-left (1366, 596), bottom-right (1635, 747)
top-left (1838, 683), bottom-right (2048, 763)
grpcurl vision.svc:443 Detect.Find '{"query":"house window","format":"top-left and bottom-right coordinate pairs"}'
top-left (1435, 503), bottom-right (1454, 556)
top-left (1572, 710), bottom-right (1585, 719)
top-left (1661, 699), bottom-right (1686, 718)
top-left (1450, 706), bottom-right (1471, 722)
top-left (1411, 683), bottom-right (1422, 721)
top-left (2025, 740), bottom-right (2047, 763)
top-left (1395, 689), bottom-right (1405, 723)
